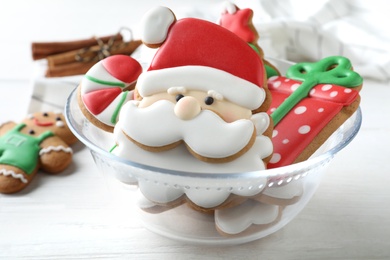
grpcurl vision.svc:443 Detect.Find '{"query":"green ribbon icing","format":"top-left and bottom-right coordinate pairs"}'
top-left (271, 56), bottom-right (363, 126)
top-left (85, 75), bottom-right (126, 88)
top-left (110, 91), bottom-right (129, 124)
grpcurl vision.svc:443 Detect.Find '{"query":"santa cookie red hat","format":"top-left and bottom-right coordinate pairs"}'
top-left (137, 6), bottom-right (266, 110)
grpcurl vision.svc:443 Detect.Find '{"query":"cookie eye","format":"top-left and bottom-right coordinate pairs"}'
top-left (56, 117), bottom-right (62, 121)
top-left (176, 94), bottom-right (184, 102)
top-left (29, 129), bottom-right (35, 135)
top-left (204, 96), bottom-right (214, 105)
top-left (43, 112), bottom-right (49, 117)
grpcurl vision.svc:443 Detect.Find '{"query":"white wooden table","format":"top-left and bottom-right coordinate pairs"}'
top-left (1, 1), bottom-right (390, 259)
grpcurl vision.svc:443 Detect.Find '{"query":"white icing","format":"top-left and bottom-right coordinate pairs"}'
top-left (294, 106), bottom-right (307, 114)
top-left (167, 86), bottom-right (187, 95)
top-left (215, 200), bottom-right (279, 234)
top-left (269, 153), bottom-right (281, 164)
top-left (291, 83), bottom-right (300, 91)
top-left (140, 6), bottom-right (175, 45)
top-left (39, 145), bottom-right (73, 156)
top-left (119, 100), bottom-right (255, 159)
top-left (298, 125), bottom-right (311, 134)
top-left (321, 84), bottom-right (332, 91)
top-left (207, 90), bottom-right (223, 101)
top-left (112, 110), bottom-right (273, 207)
top-left (251, 112), bottom-right (270, 136)
top-left (330, 91), bottom-right (338, 97)
top-left (136, 66), bottom-right (266, 110)
top-left (55, 120), bottom-right (65, 128)
top-left (0, 169), bottom-right (28, 184)
top-left (222, 1), bottom-right (237, 14)
top-left (80, 60), bottom-right (126, 95)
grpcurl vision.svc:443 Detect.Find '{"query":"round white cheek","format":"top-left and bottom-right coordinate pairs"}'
top-left (56, 121), bottom-right (65, 128)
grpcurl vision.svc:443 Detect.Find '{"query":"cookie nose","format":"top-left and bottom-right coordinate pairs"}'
top-left (174, 96), bottom-right (201, 120)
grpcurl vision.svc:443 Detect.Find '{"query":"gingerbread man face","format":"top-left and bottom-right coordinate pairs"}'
top-left (0, 111), bottom-right (78, 194)
top-left (22, 111), bottom-right (78, 145)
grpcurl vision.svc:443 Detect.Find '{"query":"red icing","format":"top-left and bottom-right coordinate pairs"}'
top-left (148, 18), bottom-right (265, 88)
top-left (34, 118), bottom-right (54, 127)
top-left (102, 55), bottom-right (142, 84)
top-left (219, 8), bottom-right (257, 43)
top-left (83, 88), bottom-right (122, 115)
top-left (267, 76), bottom-right (359, 168)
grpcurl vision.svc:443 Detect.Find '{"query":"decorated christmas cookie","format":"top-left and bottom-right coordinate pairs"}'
top-left (77, 6), bottom-right (274, 216)
top-left (267, 56), bottom-right (363, 168)
top-left (78, 54), bottom-right (142, 132)
top-left (78, 6), bottom-right (273, 165)
top-left (74, 5), bottom-right (364, 237)
top-left (0, 112), bottom-right (78, 194)
top-left (219, 2), bottom-right (280, 80)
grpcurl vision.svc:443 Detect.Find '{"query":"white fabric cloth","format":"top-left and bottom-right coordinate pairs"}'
top-left (179, 0), bottom-right (390, 82)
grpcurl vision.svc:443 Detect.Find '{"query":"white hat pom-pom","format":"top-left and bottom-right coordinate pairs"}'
top-left (222, 1), bottom-right (237, 14)
top-left (140, 6), bottom-right (176, 47)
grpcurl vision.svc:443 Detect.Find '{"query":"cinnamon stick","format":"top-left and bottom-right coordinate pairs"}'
top-left (45, 40), bottom-right (143, 77)
top-left (32, 34), bottom-right (123, 60)
top-left (45, 61), bottom-right (97, 77)
top-left (47, 40), bottom-right (142, 67)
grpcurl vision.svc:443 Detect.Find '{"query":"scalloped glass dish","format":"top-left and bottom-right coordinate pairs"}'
top-left (65, 59), bottom-right (362, 245)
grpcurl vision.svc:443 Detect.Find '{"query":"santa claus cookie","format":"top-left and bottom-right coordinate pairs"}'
top-left (77, 6), bottom-right (274, 217)
top-left (267, 56), bottom-right (363, 168)
top-left (78, 6), bottom-right (273, 165)
top-left (0, 111), bottom-right (78, 194)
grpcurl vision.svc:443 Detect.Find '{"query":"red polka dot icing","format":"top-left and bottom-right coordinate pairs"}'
top-left (267, 76), bottom-right (360, 168)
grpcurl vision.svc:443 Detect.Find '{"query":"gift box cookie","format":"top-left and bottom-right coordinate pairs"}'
top-left (267, 56), bottom-right (363, 168)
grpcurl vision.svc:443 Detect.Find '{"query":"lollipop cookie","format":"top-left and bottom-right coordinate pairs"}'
top-left (78, 54), bottom-right (142, 132)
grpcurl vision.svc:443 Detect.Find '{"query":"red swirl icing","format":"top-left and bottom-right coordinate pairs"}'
top-left (102, 55), bottom-right (142, 84)
top-left (83, 87), bottom-right (122, 115)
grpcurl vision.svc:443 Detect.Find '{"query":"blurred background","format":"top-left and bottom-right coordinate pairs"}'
top-left (0, 0), bottom-right (389, 81)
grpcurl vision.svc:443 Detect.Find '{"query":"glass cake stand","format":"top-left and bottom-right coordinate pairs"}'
top-left (65, 60), bottom-right (362, 245)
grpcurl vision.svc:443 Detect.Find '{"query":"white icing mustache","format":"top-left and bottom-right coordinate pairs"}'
top-left (119, 100), bottom-right (255, 159)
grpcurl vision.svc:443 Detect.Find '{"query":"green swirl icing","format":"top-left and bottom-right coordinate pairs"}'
top-left (271, 56), bottom-right (363, 126)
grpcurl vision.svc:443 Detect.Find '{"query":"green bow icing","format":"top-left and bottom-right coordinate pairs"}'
top-left (271, 56), bottom-right (363, 126)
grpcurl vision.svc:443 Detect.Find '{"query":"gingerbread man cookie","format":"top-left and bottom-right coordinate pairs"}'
top-left (0, 111), bottom-right (78, 194)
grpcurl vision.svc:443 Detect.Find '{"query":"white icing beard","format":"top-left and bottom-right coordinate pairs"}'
top-left (112, 99), bottom-right (273, 207)
top-left (113, 115), bottom-right (273, 207)
top-left (119, 100), bottom-right (255, 159)
top-left (113, 100), bottom-right (273, 174)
